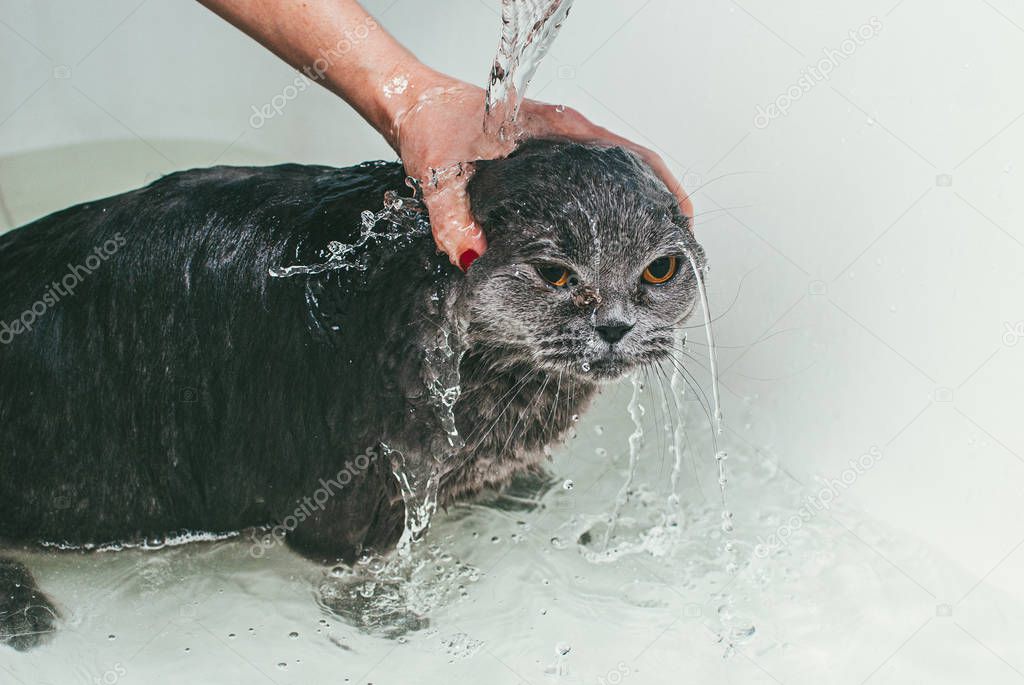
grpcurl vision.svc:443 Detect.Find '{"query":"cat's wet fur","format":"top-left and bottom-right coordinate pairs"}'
top-left (0, 139), bottom-right (704, 648)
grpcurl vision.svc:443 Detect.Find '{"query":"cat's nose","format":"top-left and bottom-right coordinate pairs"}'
top-left (595, 322), bottom-right (634, 344)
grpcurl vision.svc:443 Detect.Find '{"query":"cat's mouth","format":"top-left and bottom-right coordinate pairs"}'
top-left (576, 345), bottom-right (673, 382)
top-left (584, 355), bottom-right (631, 381)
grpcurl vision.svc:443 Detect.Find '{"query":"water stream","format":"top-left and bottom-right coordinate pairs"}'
top-left (484, 0), bottom-right (575, 139)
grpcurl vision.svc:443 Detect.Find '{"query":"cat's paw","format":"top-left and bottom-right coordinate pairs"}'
top-left (479, 471), bottom-right (558, 512)
top-left (0, 559), bottom-right (59, 651)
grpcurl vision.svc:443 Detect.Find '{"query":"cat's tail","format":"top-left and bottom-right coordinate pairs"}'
top-left (0, 557), bottom-right (59, 651)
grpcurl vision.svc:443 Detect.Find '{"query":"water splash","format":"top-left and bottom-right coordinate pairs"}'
top-left (268, 188), bottom-right (427, 278)
top-left (484, 0), bottom-right (575, 139)
top-left (317, 542), bottom-right (482, 638)
top-left (387, 445), bottom-right (442, 557)
top-left (422, 315), bottom-right (465, 454)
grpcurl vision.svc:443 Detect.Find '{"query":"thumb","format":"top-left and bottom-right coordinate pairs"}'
top-left (422, 179), bottom-right (488, 270)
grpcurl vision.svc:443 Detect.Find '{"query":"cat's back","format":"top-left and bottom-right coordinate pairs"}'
top-left (0, 161), bottom-right (404, 288)
top-left (0, 160), bottom-right (430, 544)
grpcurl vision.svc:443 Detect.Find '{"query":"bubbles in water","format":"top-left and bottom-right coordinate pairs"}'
top-left (441, 632), bottom-right (484, 660)
top-left (720, 511), bottom-right (734, 534)
top-left (544, 640), bottom-right (573, 676)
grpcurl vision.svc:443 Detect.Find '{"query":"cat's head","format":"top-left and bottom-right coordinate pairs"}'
top-left (463, 139), bottom-right (705, 382)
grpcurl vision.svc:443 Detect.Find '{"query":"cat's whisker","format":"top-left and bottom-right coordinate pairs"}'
top-left (463, 368), bottom-right (539, 448)
top-left (675, 326), bottom-right (800, 350)
top-left (663, 355), bottom-right (715, 436)
top-left (666, 345), bottom-right (712, 374)
top-left (443, 368), bottom-right (540, 481)
top-left (545, 370), bottom-right (564, 443)
top-left (684, 170), bottom-right (765, 201)
top-left (655, 358), bottom-right (712, 507)
top-left (499, 373), bottom-right (552, 457)
top-left (651, 362), bottom-right (680, 482)
top-left (669, 263), bottom-right (759, 332)
top-left (688, 205), bottom-right (754, 220)
top-left (643, 363), bottom-right (671, 477)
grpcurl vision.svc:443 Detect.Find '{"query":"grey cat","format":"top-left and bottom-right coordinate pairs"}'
top-left (0, 138), bottom-right (704, 649)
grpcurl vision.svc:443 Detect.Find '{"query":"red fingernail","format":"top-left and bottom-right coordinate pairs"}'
top-left (458, 249), bottom-right (480, 272)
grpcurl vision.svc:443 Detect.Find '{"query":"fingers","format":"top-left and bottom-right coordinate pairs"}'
top-left (630, 146), bottom-right (694, 220)
top-left (523, 103), bottom-right (694, 222)
top-left (422, 177), bottom-right (488, 269)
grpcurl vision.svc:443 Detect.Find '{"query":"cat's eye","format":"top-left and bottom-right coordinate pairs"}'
top-left (642, 256), bottom-right (678, 285)
top-left (536, 265), bottom-right (574, 287)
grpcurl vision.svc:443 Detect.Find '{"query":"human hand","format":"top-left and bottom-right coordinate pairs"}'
top-left (200, 2), bottom-right (687, 269)
top-left (391, 72), bottom-right (693, 270)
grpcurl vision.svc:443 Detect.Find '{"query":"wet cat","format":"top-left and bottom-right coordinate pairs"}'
top-left (0, 139), bottom-right (704, 649)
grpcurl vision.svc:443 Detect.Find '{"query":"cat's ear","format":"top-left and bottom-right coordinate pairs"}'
top-left (467, 138), bottom-right (572, 227)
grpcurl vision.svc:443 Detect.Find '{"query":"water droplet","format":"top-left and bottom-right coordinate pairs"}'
top-left (289, 631), bottom-right (299, 639)
top-left (562, 479), bottom-right (575, 490)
